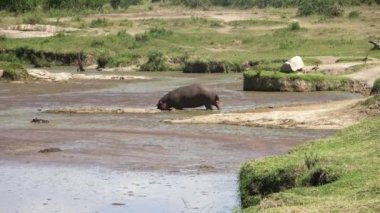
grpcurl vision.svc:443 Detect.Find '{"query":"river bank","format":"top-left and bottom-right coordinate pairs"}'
top-left (239, 115), bottom-right (380, 212)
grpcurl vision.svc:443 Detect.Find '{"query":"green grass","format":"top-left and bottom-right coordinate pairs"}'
top-left (239, 116), bottom-right (380, 212)
top-left (0, 7), bottom-right (379, 69)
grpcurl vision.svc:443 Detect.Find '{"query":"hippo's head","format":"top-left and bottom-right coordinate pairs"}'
top-left (157, 100), bottom-right (169, 110)
top-left (157, 94), bottom-right (171, 111)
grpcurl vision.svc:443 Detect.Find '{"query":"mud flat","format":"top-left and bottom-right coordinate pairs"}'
top-left (166, 98), bottom-right (370, 129)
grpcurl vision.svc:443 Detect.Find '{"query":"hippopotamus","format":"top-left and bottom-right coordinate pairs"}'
top-left (157, 84), bottom-right (220, 111)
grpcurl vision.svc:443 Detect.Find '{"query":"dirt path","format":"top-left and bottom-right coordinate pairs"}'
top-left (84, 9), bottom-right (282, 22)
top-left (344, 64), bottom-right (380, 85)
top-left (166, 99), bottom-right (367, 129)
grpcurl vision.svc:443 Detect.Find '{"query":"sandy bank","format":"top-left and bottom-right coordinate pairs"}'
top-left (165, 98), bottom-right (374, 129)
top-left (27, 69), bottom-right (150, 81)
top-left (44, 107), bottom-right (160, 114)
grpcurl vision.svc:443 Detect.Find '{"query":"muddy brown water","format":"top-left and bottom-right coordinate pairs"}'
top-left (0, 70), bottom-right (361, 212)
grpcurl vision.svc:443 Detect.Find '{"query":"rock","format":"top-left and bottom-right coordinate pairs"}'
top-left (30, 118), bottom-right (50, 123)
top-left (27, 69), bottom-right (72, 81)
top-left (0, 69), bottom-right (3, 78)
top-left (27, 68), bottom-right (150, 81)
top-left (38, 148), bottom-right (62, 153)
top-left (281, 56), bottom-right (305, 73)
top-left (111, 203), bottom-right (126, 206)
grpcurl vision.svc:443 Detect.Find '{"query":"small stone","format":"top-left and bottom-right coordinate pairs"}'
top-left (38, 148), bottom-right (62, 153)
top-left (111, 203), bottom-right (125, 206)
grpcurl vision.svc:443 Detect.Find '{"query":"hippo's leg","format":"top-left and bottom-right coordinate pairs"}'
top-left (213, 102), bottom-right (220, 110)
top-left (205, 104), bottom-right (213, 110)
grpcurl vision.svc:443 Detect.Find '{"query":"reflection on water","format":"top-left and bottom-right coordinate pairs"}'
top-left (0, 163), bottom-right (238, 213)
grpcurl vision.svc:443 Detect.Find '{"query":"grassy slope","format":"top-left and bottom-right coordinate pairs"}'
top-left (1, 6), bottom-right (379, 67)
top-left (239, 115), bottom-right (380, 212)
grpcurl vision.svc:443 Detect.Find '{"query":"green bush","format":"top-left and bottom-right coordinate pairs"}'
top-left (44, 0), bottom-right (105, 10)
top-left (135, 27), bottom-right (173, 42)
top-left (96, 54), bottom-right (110, 68)
top-left (289, 21), bottom-right (301, 31)
top-left (140, 51), bottom-right (168, 71)
top-left (111, 0), bottom-right (121, 9)
top-left (111, 0), bottom-right (143, 9)
top-left (371, 78), bottom-right (380, 95)
top-left (89, 18), bottom-right (110, 28)
top-left (22, 14), bottom-right (44, 24)
top-left (348, 10), bottom-right (360, 18)
top-left (0, 0), bottom-right (42, 13)
top-left (297, 0), bottom-right (345, 17)
top-left (148, 27), bottom-right (173, 38)
top-left (0, 62), bottom-right (30, 81)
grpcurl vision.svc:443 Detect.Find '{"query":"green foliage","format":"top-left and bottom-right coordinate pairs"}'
top-left (240, 116), bottom-right (380, 211)
top-left (89, 18), bottom-right (110, 28)
top-left (297, 0), bottom-right (345, 17)
top-left (0, 0), bottom-right (42, 13)
top-left (348, 10), bottom-right (360, 18)
top-left (289, 21), bottom-right (301, 31)
top-left (110, 0), bottom-right (142, 9)
top-left (182, 0), bottom-right (211, 8)
top-left (111, 0), bottom-right (122, 9)
top-left (22, 14), bottom-right (44, 24)
top-left (147, 27), bottom-right (173, 38)
top-left (168, 0), bottom-right (379, 9)
top-left (44, 0), bottom-right (105, 10)
top-left (371, 78), bottom-right (380, 95)
top-left (0, 62), bottom-right (30, 81)
top-left (304, 152), bottom-right (320, 169)
top-left (135, 27), bottom-right (173, 42)
top-left (140, 51), bottom-right (168, 71)
top-left (0, 0), bottom-right (379, 13)
top-left (183, 59), bottom-right (242, 73)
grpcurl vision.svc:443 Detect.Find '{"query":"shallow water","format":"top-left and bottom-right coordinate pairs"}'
top-left (0, 71), bottom-right (362, 212)
top-left (0, 163), bottom-right (237, 213)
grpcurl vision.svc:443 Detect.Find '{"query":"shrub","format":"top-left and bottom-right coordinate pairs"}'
top-left (182, 0), bottom-right (211, 8)
top-left (371, 78), bottom-right (380, 95)
top-left (135, 33), bottom-right (149, 42)
top-left (22, 14), bottom-right (44, 24)
top-left (44, 0), bottom-right (105, 10)
top-left (148, 27), bottom-right (173, 37)
top-left (96, 55), bottom-right (110, 69)
top-left (289, 21), bottom-right (301, 31)
top-left (114, 0), bottom-right (143, 9)
top-left (348, 10), bottom-right (360, 18)
top-left (89, 18), bottom-right (109, 28)
top-left (90, 40), bottom-right (105, 47)
top-left (297, 0), bottom-right (345, 17)
top-left (0, 0), bottom-right (41, 13)
top-left (0, 62), bottom-right (30, 81)
top-left (140, 51), bottom-right (168, 71)
top-left (111, 0), bottom-right (121, 9)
